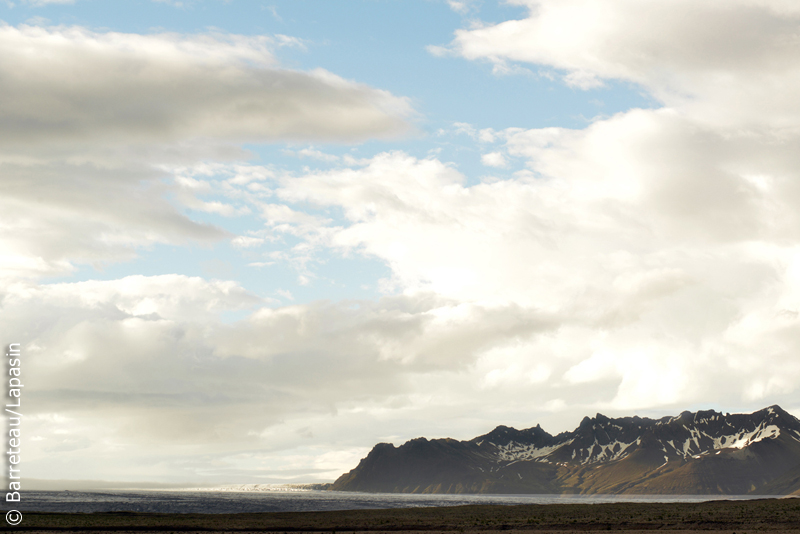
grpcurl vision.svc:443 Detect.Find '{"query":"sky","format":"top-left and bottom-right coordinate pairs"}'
top-left (4, 0), bottom-right (800, 487)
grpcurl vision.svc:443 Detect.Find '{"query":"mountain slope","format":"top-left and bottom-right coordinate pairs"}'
top-left (332, 405), bottom-right (800, 494)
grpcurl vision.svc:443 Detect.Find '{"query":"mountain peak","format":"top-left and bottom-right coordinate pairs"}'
top-left (766, 404), bottom-right (788, 415)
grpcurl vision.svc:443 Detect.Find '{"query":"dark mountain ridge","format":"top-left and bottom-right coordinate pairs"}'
top-left (332, 405), bottom-right (800, 494)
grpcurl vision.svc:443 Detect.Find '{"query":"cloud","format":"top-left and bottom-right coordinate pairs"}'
top-left (481, 151), bottom-right (507, 167)
top-left (22, 0), bottom-right (74, 5)
top-left (446, 0), bottom-right (800, 127)
top-left (445, 0), bottom-right (475, 14)
top-left (401, 2), bottom-right (800, 419)
top-left (0, 24), bottom-right (414, 280)
top-left (0, 25), bottom-right (412, 148)
top-left (7, 277), bottom-right (561, 481)
top-left (503, 109), bottom-right (800, 243)
top-left (238, 134), bottom-right (800, 416)
top-left (231, 236), bottom-right (265, 249)
top-left (0, 160), bottom-right (229, 281)
top-left (286, 148), bottom-right (341, 163)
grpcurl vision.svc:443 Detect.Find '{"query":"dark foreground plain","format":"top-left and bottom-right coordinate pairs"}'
top-left (4, 498), bottom-right (800, 533)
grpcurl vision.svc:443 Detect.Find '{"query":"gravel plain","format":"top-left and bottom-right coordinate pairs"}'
top-left (4, 498), bottom-right (800, 533)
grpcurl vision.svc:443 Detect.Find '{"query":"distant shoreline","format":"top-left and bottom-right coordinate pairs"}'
top-left (7, 498), bottom-right (800, 532)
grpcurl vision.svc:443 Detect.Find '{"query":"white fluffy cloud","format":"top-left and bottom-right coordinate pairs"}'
top-left (481, 151), bottom-right (507, 167)
top-left (446, 0), bottom-right (800, 127)
top-left (401, 1), bottom-right (800, 416)
top-left (261, 143), bottom-right (800, 415)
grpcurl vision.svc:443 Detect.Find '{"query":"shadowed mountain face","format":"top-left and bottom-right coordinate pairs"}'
top-left (332, 405), bottom-right (800, 494)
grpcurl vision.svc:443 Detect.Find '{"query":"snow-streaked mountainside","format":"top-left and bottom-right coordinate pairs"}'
top-left (332, 406), bottom-right (800, 495)
top-left (474, 406), bottom-right (797, 466)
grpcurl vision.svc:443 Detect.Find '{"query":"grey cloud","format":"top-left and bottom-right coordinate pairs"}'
top-left (0, 25), bottom-right (411, 147)
top-left (4, 282), bottom-right (562, 447)
top-left (0, 161), bottom-right (229, 278)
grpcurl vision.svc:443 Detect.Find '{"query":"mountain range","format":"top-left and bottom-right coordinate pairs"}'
top-left (332, 405), bottom-right (800, 494)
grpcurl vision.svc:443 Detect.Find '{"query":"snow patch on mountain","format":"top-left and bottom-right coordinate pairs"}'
top-left (493, 440), bottom-right (571, 462)
top-left (728, 424), bottom-right (780, 449)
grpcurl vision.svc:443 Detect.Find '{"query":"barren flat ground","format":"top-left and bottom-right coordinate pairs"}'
top-left (4, 498), bottom-right (800, 533)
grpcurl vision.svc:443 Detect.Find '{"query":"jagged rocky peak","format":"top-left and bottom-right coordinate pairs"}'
top-left (668, 410), bottom-right (695, 425)
top-left (471, 422), bottom-right (554, 448)
top-left (659, 405), bottom-right (800, 439)
top-left (760, 404), bottom-right (795, 422)
top-left (640, 405), bottom-right (800, 460)
top-left (477, 405), bottom-right (796, 467)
